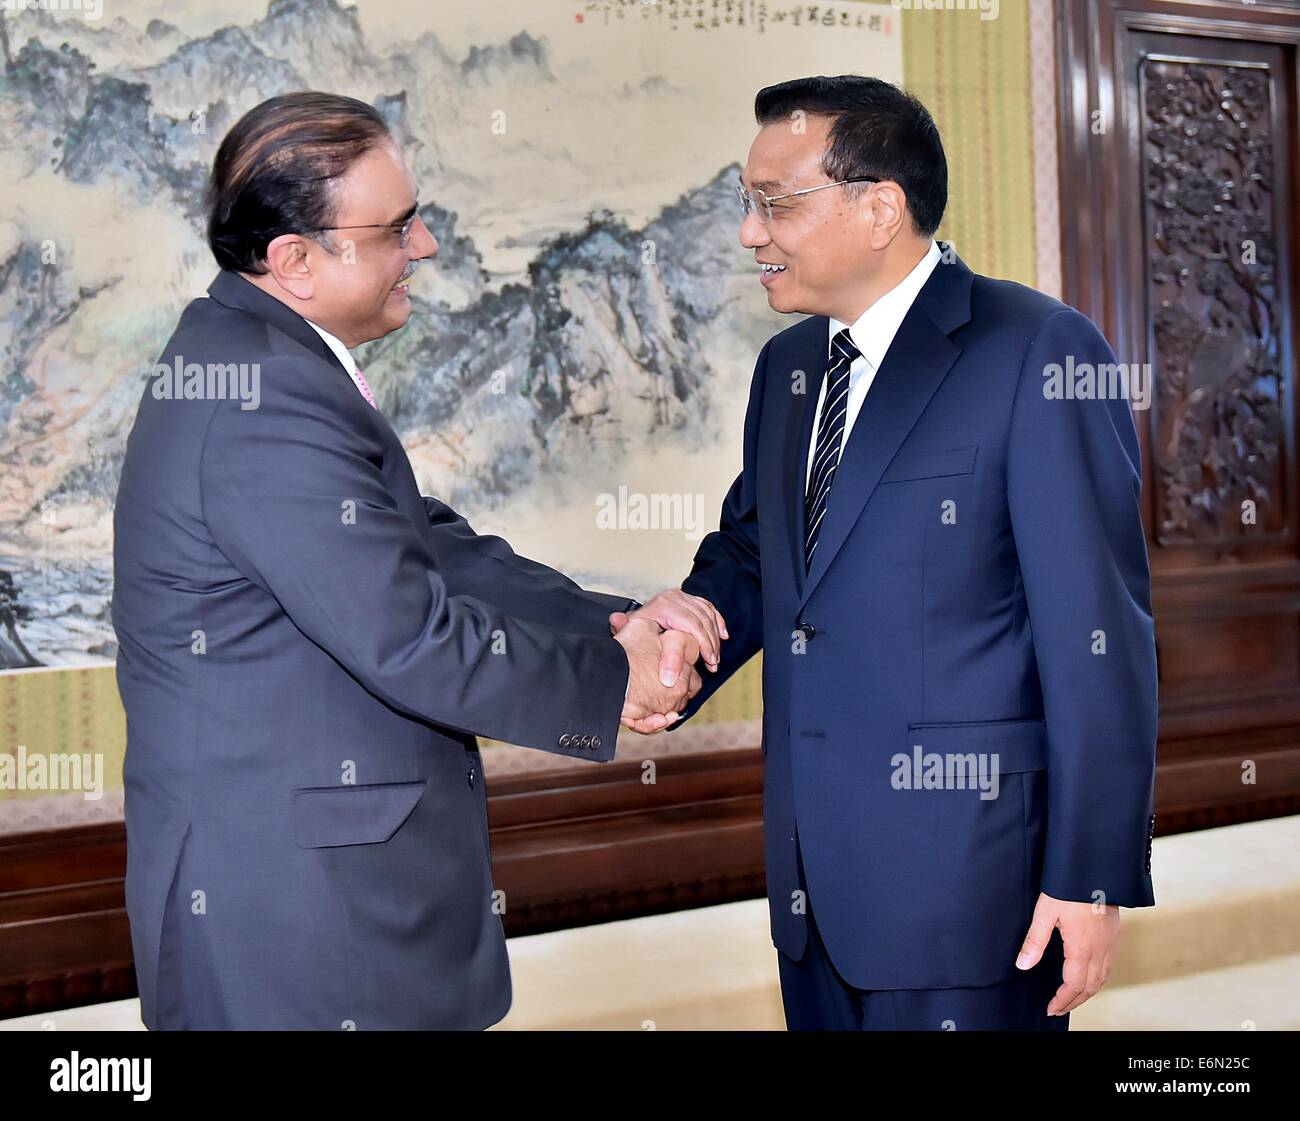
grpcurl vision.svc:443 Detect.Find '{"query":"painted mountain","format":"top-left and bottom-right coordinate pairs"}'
top-left (0, 0), bottom-right (897, 666)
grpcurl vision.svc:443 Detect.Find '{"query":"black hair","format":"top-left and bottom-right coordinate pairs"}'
top-left (754, 75), bottom-right (947, 237)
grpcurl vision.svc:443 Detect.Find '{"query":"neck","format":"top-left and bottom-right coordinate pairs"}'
top-left (241, 273), bottom-right (359, 348)
top-left (831, 235), bottom-right (931, 325)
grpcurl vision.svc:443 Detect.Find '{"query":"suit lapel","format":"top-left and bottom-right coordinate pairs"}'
top-left (781, 320), bottom-right (831, 596)
top-left (797, 251), bottom-right (974, 610)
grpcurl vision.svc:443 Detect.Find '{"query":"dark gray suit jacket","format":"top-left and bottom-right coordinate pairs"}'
top-left (112, 270), bottom-right (631, 1029)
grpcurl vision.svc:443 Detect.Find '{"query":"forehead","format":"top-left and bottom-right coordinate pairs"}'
top-left (741, 115), bottom-right (833, 190)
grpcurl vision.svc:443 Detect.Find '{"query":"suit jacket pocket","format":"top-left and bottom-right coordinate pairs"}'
top-left (880, 444), bottom-right (978, 483)
top-left (906, 718), bottom-right (1048, 774)
top-left (292, 780), bottom-right (427, 848)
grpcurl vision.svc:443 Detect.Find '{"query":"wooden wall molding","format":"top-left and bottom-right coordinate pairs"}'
top-left (0, 751), bottom-right (766, 1019)
top-left (5, 740), bottom-right (1298, 1019)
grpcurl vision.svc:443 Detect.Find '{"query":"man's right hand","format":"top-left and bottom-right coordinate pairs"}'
top-left (613, 617), bottom-right (703, 734)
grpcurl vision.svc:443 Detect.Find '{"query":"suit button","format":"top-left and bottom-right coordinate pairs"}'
top-left (593, 736), bottom-right (602, 750)
top-left (467, 767), bottom-right (475, 789)
top-left (795, 621), bottom-right (816, 640)
top-left (559, 734), bottom-right (572, 747)
top-left (579, 735), bottom-right (592, 748)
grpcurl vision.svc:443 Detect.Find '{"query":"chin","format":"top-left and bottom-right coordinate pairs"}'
top-left (379, 300), bottom-right (412, 334)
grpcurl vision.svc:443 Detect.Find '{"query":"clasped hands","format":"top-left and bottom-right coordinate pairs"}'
top-left (610, 590), bottom-right (728, 734)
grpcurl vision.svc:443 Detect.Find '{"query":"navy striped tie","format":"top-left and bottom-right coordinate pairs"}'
top-left (804, 328), bottom-right (861, 568)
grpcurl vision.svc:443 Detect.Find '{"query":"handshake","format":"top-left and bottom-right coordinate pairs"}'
top-left (609, 589), bottom-right (728, 735)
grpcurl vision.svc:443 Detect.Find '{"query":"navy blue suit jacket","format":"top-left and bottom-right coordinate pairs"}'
top-left (112, 270), bottom-right (632, 1029)
top-left (680, 250), bottom-right (1158, 990)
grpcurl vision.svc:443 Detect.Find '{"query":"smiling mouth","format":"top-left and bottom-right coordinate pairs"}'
top-left (759, 263), bottom-right (787, 274)
top-left (392, 264), bottom-right (417, 291)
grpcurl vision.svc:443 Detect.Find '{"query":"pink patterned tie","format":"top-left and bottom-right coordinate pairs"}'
top-left (353, 366), bottom-right (377, 410)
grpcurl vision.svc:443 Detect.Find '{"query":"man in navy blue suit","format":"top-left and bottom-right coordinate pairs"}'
top-left (620, 76), bottom-right (1158, 1030)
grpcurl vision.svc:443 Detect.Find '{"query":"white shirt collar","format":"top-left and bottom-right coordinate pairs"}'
top-left (304, 318), bottom-right (360, 379)
top-left (829, 239), bottom-right (942, 369)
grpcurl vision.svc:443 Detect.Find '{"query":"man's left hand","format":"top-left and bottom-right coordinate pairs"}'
top-left (1016, 891), bottom-right (1121, 1016)
top-left (609, 589), bottom-right (728, 676)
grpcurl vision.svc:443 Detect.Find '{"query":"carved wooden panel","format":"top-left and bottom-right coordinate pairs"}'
top-left (1141, 58), bottom-right (1289, 546)
top-left (1058, 0), bottom-right (1300, 816)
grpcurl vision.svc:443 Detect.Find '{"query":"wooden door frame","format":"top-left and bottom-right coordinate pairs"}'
top-left (1055, 0), bottom-right (1300, 828)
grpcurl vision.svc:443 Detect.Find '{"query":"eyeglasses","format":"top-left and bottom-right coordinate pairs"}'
top-left (736, 176), bottom-right (880, 224)
top-left (315, 210), bottom-right (420, 248)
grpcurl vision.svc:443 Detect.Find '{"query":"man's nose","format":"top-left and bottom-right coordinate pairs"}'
top-left (410, 214), bottom-right (438, 259)
top-left (739, 210), bottom-right (770, 249)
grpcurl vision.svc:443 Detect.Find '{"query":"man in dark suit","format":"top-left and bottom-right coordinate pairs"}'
top-left (111, 92), bottom-right (724, 1029)
top-left (635, 76), bottom-right (1158, 1029)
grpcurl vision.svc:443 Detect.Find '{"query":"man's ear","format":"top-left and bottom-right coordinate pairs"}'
top-left (864, 180), bottom-right (909, 251)
top-left (262, 234), bottom-right (315, 301)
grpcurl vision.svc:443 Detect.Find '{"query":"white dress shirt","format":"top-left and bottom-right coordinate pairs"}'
top-left (805, 239), bottom-right (943, 492)
top-left (304, 318), bottom-right (371, 402)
